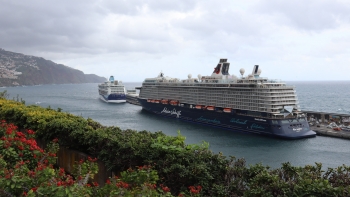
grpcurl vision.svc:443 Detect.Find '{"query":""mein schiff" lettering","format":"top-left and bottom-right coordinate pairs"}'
top-left (161, 107), bottom-right (181, 118)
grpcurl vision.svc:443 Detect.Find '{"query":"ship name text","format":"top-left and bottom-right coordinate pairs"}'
top-left (161, 107), bottom-right (181, 118)
top-left (254, 118), bottom-right (266, 122)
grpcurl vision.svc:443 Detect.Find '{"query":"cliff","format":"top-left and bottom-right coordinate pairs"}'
top-left (0, 48), bottom-right (106, 86)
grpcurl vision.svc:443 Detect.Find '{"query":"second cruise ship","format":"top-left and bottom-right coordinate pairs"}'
top-left (98, 76), bottom-right (126, 103)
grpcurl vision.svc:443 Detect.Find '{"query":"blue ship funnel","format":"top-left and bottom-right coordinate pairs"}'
top-left (109, 76), bottom-right (114, 82)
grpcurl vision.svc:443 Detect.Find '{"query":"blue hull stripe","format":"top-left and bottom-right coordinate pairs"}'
top-left (138, 98), bottom-right (316, 139)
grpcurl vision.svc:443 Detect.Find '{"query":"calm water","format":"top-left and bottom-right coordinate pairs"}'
top-left (3, 81), bottom-right (350, 169)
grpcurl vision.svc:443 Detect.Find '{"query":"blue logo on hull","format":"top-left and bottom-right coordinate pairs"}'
top-left (230, 118), bottom-right (248, 124)
top-left (250, 123), bottom-right (265, 130)
top-left (196, 116), bottom-right (221, 124)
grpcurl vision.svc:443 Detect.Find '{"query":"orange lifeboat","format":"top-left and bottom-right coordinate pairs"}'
top-left (161, 100), bottom-right (168, 104)
top-left (154, 100), bottom-right (160, 103)
top-left (150, 99), bottom-right (155, 103)
top-left (223, 108), bottom-right (232, 113)
top-left (195, 105), bottom-right (202, 109)
top-left (206, 106), bottom-right (215, 111)
top-left (170, 100), bottom-right (179, 106)
top-left (147, 99), bottom-right (151, 102)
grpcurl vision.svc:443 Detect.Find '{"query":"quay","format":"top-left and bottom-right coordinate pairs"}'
top-left (310, 125), bottom-right (350, 139)
top-left (303, 111), bottom-right (350, 140)
top-left (126, 89), bottom-right (141, 106)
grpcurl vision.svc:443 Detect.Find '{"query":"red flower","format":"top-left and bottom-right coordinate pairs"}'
top-left (162, 186), bottom-right (170, 193)
top-left (106, 179), bottom-right (111, 184)
top-left (59, 168), bottom-right (65, 176)
top-left (31, 187), bottom-right (38, 192)
top-left (116, 181), bottom-right (129, 188)
top-left (87, 156), bottom-right (97, 162)
top-left (26, 129), bottom-right (35, 135)
top-left (189, 185), bottom-right (202, 194)
top-left (16, 132), bottom-right (25, 138)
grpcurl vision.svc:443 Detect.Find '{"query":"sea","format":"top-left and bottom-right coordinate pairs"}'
top-left (2, 81), bottom-right (350, 170)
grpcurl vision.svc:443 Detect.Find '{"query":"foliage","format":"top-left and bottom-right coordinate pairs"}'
top-left (0, 90), bottom-right (8, 99)
top-left (0, 121), bottom-right (173, 196)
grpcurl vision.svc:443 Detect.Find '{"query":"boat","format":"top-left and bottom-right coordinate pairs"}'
top-left (206, 106), bottom-right (215, 111)
top-left (98, 76), bottom-right (126, 103)
top-left (169, 100), bottom-right (179, 106)
top-left (223, 108), bottom-right (232, 113)
top-left (136, 58), bottom-right (316, 139)
top-left (195, 105), bottom-right (202, 109)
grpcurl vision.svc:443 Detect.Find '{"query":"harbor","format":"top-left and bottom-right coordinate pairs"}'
top-left (4, 82), bottom-right (350, 170)
top-left (304, 111), bottom-right (350, 139)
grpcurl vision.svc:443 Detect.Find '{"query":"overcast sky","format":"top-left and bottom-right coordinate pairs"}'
top-left (1, 0), bottom-right (350, 82)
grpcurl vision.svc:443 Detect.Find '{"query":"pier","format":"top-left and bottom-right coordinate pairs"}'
top-left (126, 89), bottom-right (141, 106)
top-left (303, 111), bottom-right (350, 140)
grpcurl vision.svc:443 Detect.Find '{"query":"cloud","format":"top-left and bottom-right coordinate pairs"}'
top-left (254, 0), bottom-right (350, 32)
top-left (0, 0), bottom-right (350, 81)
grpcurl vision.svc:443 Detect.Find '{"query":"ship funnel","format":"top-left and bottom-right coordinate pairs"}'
top-left (252, 65), bottom-right (259, 78)
top-left (109, 76), bottom-right (114, 82)
top-left (212, 58), bottom-right (230, 76)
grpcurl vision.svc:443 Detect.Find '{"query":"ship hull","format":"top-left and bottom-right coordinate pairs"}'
top-left (99, 94), bottom-right (126, 103)
top-left (138, 98), bottom-right (316, 139)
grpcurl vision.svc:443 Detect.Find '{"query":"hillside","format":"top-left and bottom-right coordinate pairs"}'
top-left (0, 48), bottom-right (106, 86)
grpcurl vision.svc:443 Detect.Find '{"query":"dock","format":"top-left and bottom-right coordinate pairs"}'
top-left (303, 111), bottom-right (350, 140)
top-left (310, 125), bottom-right (350, 139)
top-left (126, 89), bottom-right (141, 106)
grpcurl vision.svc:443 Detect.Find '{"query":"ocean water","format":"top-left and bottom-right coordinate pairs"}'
top-left (2, 81), bottom-right (350, 169)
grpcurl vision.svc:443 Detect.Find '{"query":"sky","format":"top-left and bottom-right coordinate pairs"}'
top-left (1, 0), bottom-right (350, 82)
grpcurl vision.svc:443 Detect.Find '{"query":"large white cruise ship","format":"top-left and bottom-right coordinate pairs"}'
top-left (137, 58), bottom-right (316, 139)
top-left (98, 76), bottom-right (126, 103)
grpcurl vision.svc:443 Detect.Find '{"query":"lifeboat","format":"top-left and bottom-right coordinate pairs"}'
top-left (154, 100), bottom-right (160, 103)
top-left (147, 99), bottom-right (151, 102)
top-left (206, 106), bottom-right (215, 111)
top-left (195, 105), bottom-right (202, 109)
top-left (150, 100), bottom-right (155, 103)
top-left (161, 100), bottom-right (168, 104)
top-left (170, 100), bottom-right (179, 106)
top-left (223, 108), bottom-right (232, 113)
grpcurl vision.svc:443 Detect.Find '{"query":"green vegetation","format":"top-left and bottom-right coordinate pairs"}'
top-left (1, 94), bottom-right (350, 196)
top-left (0, 121), bottom-right (176, 196)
